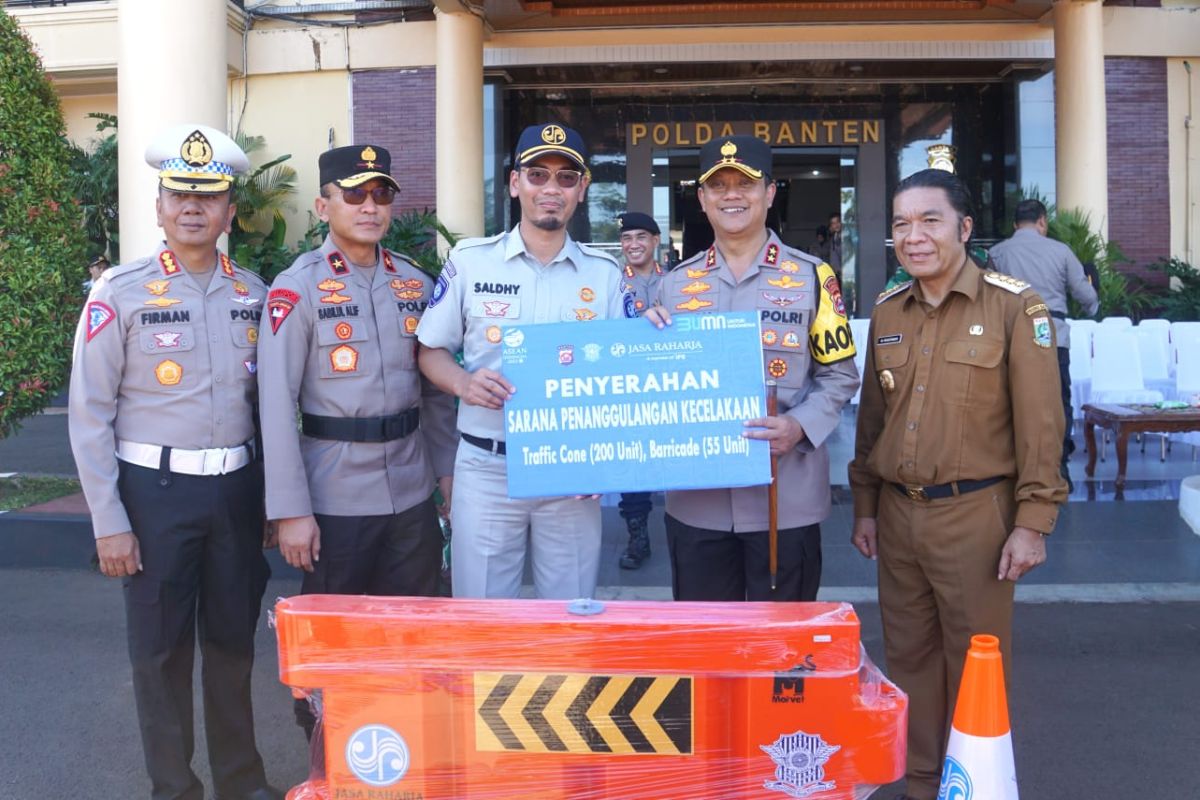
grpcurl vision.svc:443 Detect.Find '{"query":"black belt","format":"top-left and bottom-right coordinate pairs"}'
top-left (301, 408), bottom-right (420, 443)
top-left (892, 476), bottom-right (1004, 502)
top-left (1050, 311), bottom-right (1066, 320)
top-left (461, 432), bottom-right (506, 456)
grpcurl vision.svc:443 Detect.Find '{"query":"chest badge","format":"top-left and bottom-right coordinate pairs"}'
top-left (404, 316), bottom-right (419, 335)
top-left (780, 260), bottom-right (800, 274)
top-left (155, 359), bottom-right (183, 386)
top-left (334, 322), bottom-right (353, 340)
top-left (767, 275), bottom-right (806, 290)
top-left (681, 280), bottom-right (712, 296)
top-left (482, 300), bottom-right (511, 317)
top-left (485, 325), bottom-right (502, 344)
top-left (969, 324), bottom-right (984, 336)
top-left (575, 308), bottom-right (597, 321)
top-left (879, 369), bottom-right (896, 393)
top-left (767, 358), bottom-right (788, 379)
top-left (579, 287), bottom-right (595, 302)
top-left (676, 297), bottom-right (713, 312)
top-left (330, 344), bottom-right (359, 372)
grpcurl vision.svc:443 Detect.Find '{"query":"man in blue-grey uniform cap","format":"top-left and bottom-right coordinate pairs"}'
top-left (417, 122), bottom-right (634, 599)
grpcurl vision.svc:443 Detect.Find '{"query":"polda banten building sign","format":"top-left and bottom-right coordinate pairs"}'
top-left (629, 120), bottom-right (882, 148)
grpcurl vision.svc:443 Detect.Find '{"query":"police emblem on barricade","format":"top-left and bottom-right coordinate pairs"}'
top-left (761, 729), bottom-right (841, 798)
top-left (346, 723), bottom-right (410, 788)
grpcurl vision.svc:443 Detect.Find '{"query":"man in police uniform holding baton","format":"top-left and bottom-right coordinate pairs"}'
top-left (69, 124), bottom-right (280, 800)
top-left (418, 122), bottom-right (632, 600)
top-left (645, 135), bottom-right (859, 601)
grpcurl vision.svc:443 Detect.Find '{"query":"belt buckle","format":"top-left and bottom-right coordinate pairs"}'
top-left (202, 448), bottom-right (227, 476)
top-left (905, 485), bottom-right (929, 502)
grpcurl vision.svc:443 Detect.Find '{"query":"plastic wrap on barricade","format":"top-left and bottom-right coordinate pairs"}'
top-left (274, 596), bottom-right (907, 800)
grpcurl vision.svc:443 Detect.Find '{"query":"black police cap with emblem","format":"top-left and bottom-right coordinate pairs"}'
top-left (618, 211), bottom-right (660, 236)
top-left (145, 124), bottom-right (249, 194)
top-left (698, 135), bottom-right (772, 185)
top-left (319, 145), bottom-right (400, 191)
top-left (514, 123), bottom-right (588, 173)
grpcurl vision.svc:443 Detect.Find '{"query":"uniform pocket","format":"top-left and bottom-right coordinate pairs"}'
top-left (941, 339), bottom-right (1005, 406)
top-left (138, 325), bottom-right (196, 391)
top-left (316, 320), bottom-right (370, 378)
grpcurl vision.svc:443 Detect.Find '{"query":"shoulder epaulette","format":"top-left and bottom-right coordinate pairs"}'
top-left (386, 248), bottom-right (435, 279)
top-left (670, 251), bottom-right (707, 273)
top-left (983, 270), bottom-right (1030, 294)
top-left (876, 281), bottom-right (912, 305)
top-left (454, 232), bottom-right (506, 251)
top-left (577, 242), bottom-right (620, 266)
top-left (104, 257), bottom-right (155, 284)
top-left (778, 247), bottom-right (822, 269)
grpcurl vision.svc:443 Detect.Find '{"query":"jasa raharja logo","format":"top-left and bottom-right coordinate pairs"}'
top-left (771, 654), bottom-right (817, 704)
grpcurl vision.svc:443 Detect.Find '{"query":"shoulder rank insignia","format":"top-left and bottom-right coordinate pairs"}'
top-left (875, 281), bottom-right (912, 305)
top-left (158, 250), bottom-right (181, 276)
top-left (983, 271), bottom-right (1030, 294)
top-left (219, 253), bottom-right (235, 278)
top-left (382, 251), bottom-right (396, 273)
top-left (326, 251), bottom-right (350, 276)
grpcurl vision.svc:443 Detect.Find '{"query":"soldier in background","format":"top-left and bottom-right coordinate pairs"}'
top-left (615, 210), bottom-right (663, 569)
top-left (256, 145), bottom-right (456, 737)
top-left (69, 124), bottom-right (280, 800)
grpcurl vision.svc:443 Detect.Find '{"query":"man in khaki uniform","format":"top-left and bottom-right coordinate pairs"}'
top-left (646, 136), bottom-right (859, 602)
top-left (849, 169), bottom-right (1067, 800)
top-left (418, 123), bottom-right (632, 600)
top-left (256, 145), bottom-right (456, 735)
top-left (69, 124), bottom-right (280, 800)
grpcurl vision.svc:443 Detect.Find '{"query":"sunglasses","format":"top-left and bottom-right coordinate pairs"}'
top-left (339, 185), bottom-right (397, 205)
top-left (522, 166), bottom-right (585, 189)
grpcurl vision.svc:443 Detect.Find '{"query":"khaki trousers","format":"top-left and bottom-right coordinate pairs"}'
top-left (877, 480), bottom-right (1016, 800)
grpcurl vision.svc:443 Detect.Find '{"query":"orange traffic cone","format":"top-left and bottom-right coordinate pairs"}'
top-left (937, 634), bottom-right (1018, 800)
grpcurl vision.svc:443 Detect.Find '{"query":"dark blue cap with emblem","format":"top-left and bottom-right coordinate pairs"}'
top-left (698, 135), bottom-right (773, 184)
top-left (514, 123), bottom-right (588, 173)
top-left (319, 144), bottom-right (400, 191)
top-left (618, 211), bottom-right (660, 236)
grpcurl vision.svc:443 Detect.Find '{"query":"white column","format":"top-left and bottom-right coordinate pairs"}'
top-left (1053, 0), bottom-right (1109, 237)
top-left (117, 0), bottom-right (227, 257)
top-left (435, 7), bottom-right (485, 250)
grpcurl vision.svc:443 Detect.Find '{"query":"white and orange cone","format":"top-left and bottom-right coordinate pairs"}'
top-left (936, 634), bottom-right (1018, 800)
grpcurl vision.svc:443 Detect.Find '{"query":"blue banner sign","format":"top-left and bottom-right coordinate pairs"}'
top-left (501, 311), bottom-right (771, 497)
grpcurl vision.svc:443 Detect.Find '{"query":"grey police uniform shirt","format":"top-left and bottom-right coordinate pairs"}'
top-left (621, 262), bottom-right (664, 317)
top-left (68, 245), bottom-right (266, 538)
top-left (654, 232), bottom-right (860, 532)
top-left (257, 236), bottom-right (457, 520)
top-left (417, 226), bottom-right (631, 441)
top-left (989, 227), bottom-right (1099, 347)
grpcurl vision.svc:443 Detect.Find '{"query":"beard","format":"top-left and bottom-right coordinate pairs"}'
top-left (531, 214), bottom-right (565, 232)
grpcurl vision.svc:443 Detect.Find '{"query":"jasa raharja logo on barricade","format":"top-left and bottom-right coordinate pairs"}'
top-left (344, 723), bottom-right (423, 799)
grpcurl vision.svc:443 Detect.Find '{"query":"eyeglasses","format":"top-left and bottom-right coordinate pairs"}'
top-left (522, 166), bottom-right (585, 189)
top-left (339, 185), bottom-right (397, 205)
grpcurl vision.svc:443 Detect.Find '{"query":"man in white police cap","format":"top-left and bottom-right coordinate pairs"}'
top-left (417, 122), bottom-right (634, 599)
top-left (69, 123), bottom-right (282, 800)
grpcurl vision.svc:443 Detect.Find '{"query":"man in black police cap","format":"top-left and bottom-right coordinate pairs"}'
top-left (615, 210), bottom-right (664, 568)
top-left (257, 143), bottom-right (457, 734)
top-left (646, 134), bottom-right (859, 602)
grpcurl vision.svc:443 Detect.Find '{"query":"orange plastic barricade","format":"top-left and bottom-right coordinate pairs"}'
top-left (274, 596), bottom-right (906, 800)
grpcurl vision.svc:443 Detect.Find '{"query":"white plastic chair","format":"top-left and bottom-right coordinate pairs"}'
top-left (1171, 322), bottom-right (1200, 378)
top-left (1067, 326), bottom-right (1093, 420)
top-left (1100, 316), bottom-right (1133, 329)
top-left (1136, 325), bottom-right (1172, 394)
top-left (1090, 327), bottom-right (1165, 460)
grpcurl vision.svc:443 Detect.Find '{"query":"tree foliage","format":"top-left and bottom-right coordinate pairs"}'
top-left (0, 10), bottom-right (90, 437)
top-left (67, 112), bottom-right (119, 262)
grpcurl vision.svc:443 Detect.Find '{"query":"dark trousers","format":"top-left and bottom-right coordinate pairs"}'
top-left (618, 492), bottom-right (653, 521)
top-left (1058, 347), bottom-right (1074, 464)
top-left (664, 514), bottom-right (822, 601)
top-left (294, 497), bottom-right (443, 733)
top-left (118, 461), bottom-right (270, 800)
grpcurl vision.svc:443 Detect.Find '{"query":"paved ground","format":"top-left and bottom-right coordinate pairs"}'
top-left (1, 409), bottom-right (1198, 797)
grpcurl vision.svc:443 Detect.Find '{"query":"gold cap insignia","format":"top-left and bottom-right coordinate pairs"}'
top-left (541, 125), bottom-right (567, 145)
top-left (361, 146), bottom-right (377, 162)
top-left (720, 140), bottom-right (738, 157)
top-left (180, 130), bottom-right (213, 168)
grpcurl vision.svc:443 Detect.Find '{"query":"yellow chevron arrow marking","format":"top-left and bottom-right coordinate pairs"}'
top-left (589, 676), bottom-right (635, 754)
top-left (630, 676), bottom-right (680, 754)
top-left (545, 674), bottom-right (591, 753)
top-left (500, 674), bottom-right (547, 752)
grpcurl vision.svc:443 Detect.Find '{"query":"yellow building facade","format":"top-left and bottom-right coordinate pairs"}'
top-left (11, 0), bottom-right (1200, 310)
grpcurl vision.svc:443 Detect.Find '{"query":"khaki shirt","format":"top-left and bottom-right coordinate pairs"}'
top-left (655, 232), bottom-right (860, 532)
top-left (68, 245), bottom-right (266, 538)
top-left (988, 227), bottom-right (1098, 346)
top-left (848, 264), bottom-right (1068, 533)
top-left (621, 262), bottom-right (663, 317)
top-left (416, 226), bottom-right (629, 441)
top-left (257, 236), bottom-right (457, 520)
